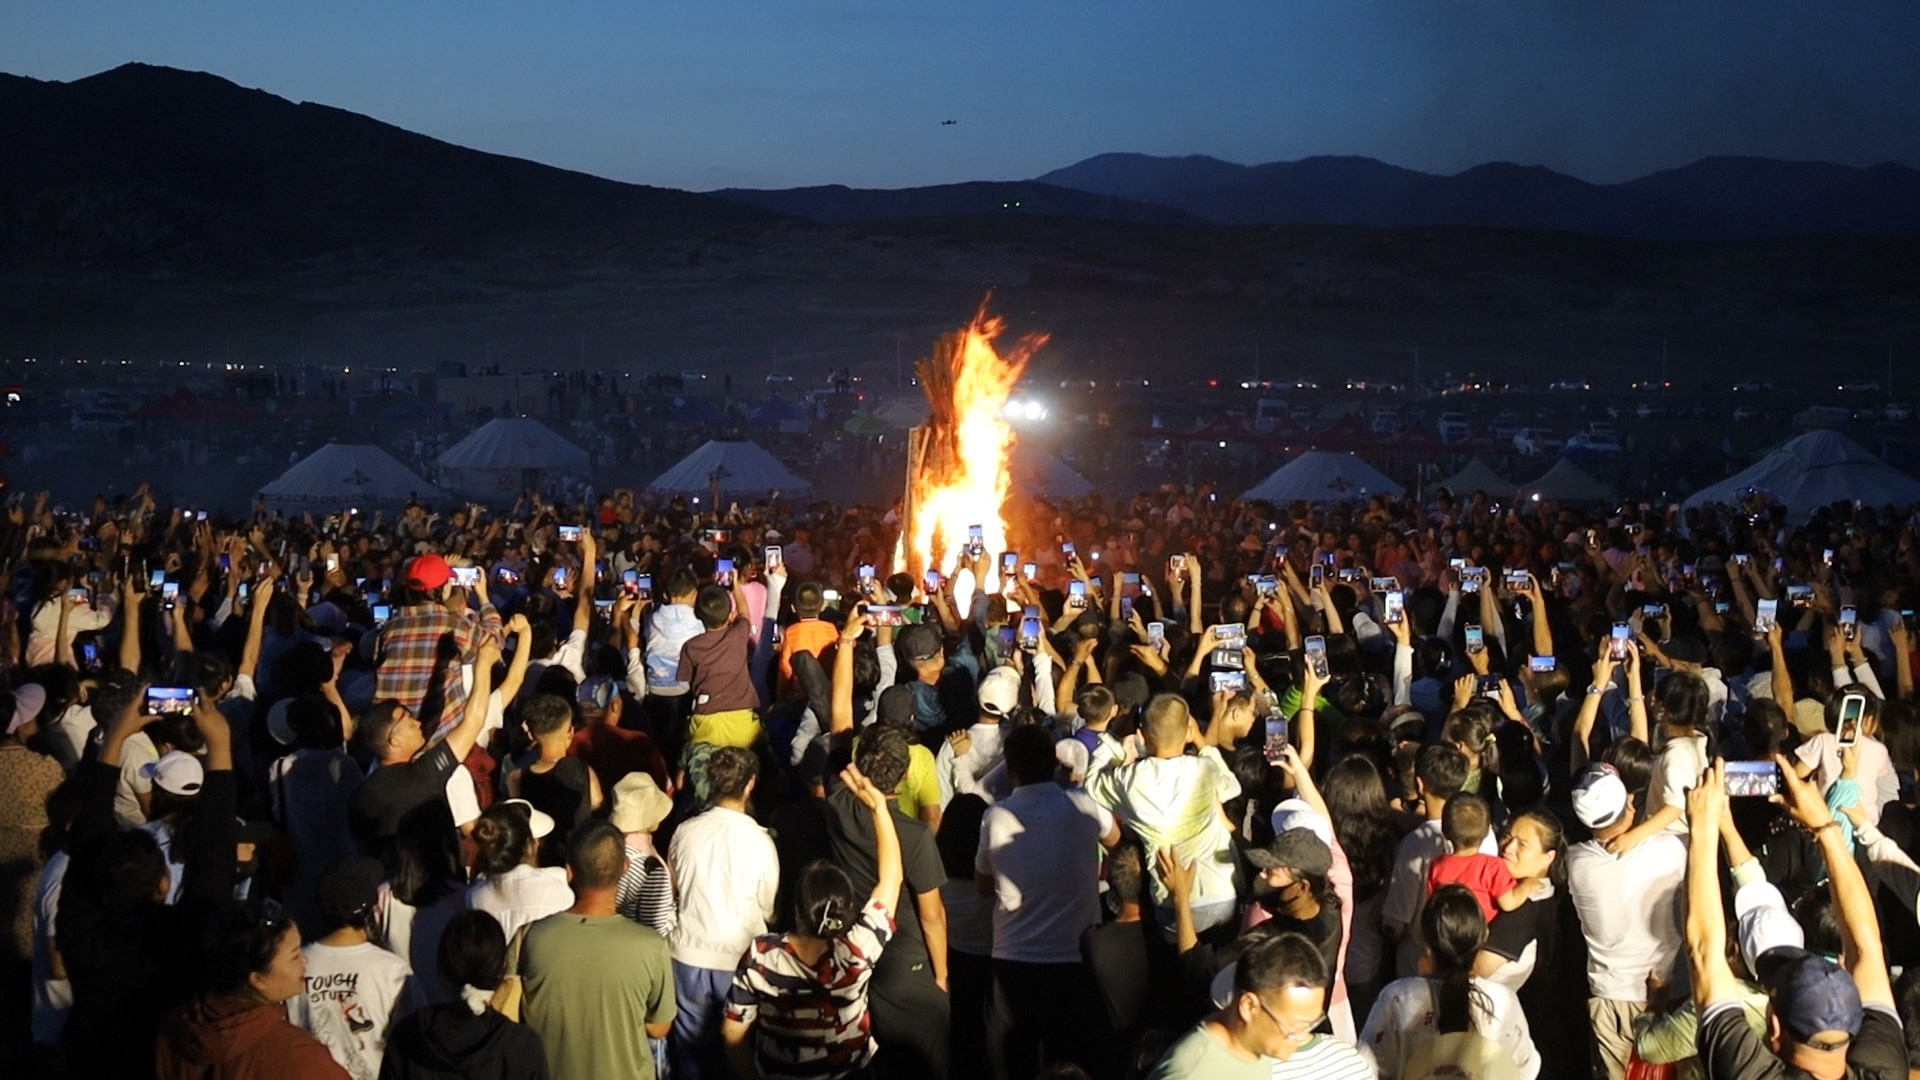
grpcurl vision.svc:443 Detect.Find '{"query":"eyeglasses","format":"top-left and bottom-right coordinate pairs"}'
top-left (1253, 996), bottom-right (1324, 1044)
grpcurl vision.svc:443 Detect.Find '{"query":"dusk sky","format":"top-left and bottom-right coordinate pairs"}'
top-left (5, 2), bottom-right (1916, 191)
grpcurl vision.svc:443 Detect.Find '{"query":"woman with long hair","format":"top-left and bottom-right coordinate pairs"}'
top-left (1319, 753), bottom-right (1401, 1029)
top-left (1360, 884), bottom-right (1539, 1079)
top-left (722, 764), bottom-right (901, 1080)
top-left (465, 801), bottom-right (573, 940)
top-left (154, 903), bottom-right (343, 1078)
top-left (1604, 670), bottom-right (1713, 855)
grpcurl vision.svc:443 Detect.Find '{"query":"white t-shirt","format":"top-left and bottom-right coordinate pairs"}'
top-left (46, 703), bottom-right (94, 773)
top-left (31, 851), bottom-right (71, 1045)
top-left (465, 865), bottom-right (575, 941)
top-left (1797, 731), bottom-right (1899, 825)
top-left (1086, 748), bottom-right (1243, 916)
top-left (1360, 974), bottom-right (1540, 1080)
top-left (1565, 833), bottom-right (1688, 1001)
top-left (975, 782), bottom-right (1114, 964)
top-left (1650, 733), bottom-right (1709, 833)
top-left (114, 731), bottom-right (160, 827)
top-left (287, 940), bottom-right (422, 1080)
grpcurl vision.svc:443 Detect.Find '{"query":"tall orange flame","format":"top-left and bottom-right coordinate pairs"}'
top-left (906, 306), bottom-right (1048, 596)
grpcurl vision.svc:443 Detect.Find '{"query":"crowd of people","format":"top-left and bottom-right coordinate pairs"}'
top-left (1, 478), bottom-right (1919, 1079)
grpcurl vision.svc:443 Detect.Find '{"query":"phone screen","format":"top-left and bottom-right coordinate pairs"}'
top-left (1018, 615), bottom-right (1042, 649)
top-left (1068, 581), bottom-right (1087, 608)
top-left (1754, 598), bottom-right (1779, 634)
top-left (764, 546), bottom-right (783, 572)
top-left (715, 559), bottom-right (736, 587)
top-left (558, 525), bottom-right (582, 542)
top-left (1610, 621), bottom-right (1631, 658)
top-left (1464, 624), bottom-right (1484, 653)
top-left (924, 569), bottom-right (942, 592)
top-left (1383, 590), bottom-right (1405, 624)
top-left (1529, 655), bottom-right (1557, 672)
top-left (146, 687), bottom-right (194, 716)
top-left (1839, 693), bottom-right (1867, 747)
top-left (372, 604), bottom-right (392, 624)
top-left (1304, 635), bottom-right (1328, 678)
top-left (1263, 717), bottom-right (1289, 764)
top-left (867, 605), bottom-right (906, 627)
top-left (1210, 670), bottom-right (1248, 693)
top-left (1725, 760), bottom-right (1782, 798)
top-left (150, 569), bottom-right (166, 589)
top-left (1147, 621), bottom-right (1166, 649)
top-left (1002, 552), bottom-right (1019, 572)
top-left (1023, 562), bottom-right (1038, 582)
top-left (452, 566), bottom-right (480, 587)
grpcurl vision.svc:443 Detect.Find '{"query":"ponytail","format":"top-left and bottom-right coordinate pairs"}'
top-left (1423, 885), bottom-right (1493, 1035)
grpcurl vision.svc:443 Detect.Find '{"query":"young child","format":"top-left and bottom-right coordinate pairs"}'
top-left (1794, 686), bottom-right (1898, 824)
top-left (679, 575), bottom-right (762, 753)
top-left (287, 856), bottom-right (425, 1078)
top-left (1425, 792), bottom-right (1534, 922)
top-left (775, 581), bottom-right (839, 698)
top-left (507, 694), bottom-right (602, 862)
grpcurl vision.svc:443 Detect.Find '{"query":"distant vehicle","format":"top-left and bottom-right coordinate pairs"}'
top-left (679, 371), bottom-right (708, 382)
top-left (765, 373), bottom-right (794, 384)
top-left (1887, 403), bottom-right (1914, 421)
top-left (1116, 378), bottom-right (1151, 388)
top-left (72, 408), bottom-right (130, 434)
top-left (1635, 403), bottom-right (1667, 419)
top-left (1548, 380), bottom-right (1590, 392)
top-left (1253, 398), bottom-right (1290, 425)
top-left (1370, 411), bottom-right (1404, 436)
top-left (1585, 421), bottom-right (1619, 440)
top-left (1565, 432), bottom-right (1623, 459)
top-left (1514, 428), bottom-right (1562, 456)
top-left (1437, 412), bottom-right (1472, 444)
top-left (1732, 407), bottom-right (1762, 422)
top-left (1730, 381), bottom-right (1774, 392)
top-left (1838, 381), bottom-right (1882, 393)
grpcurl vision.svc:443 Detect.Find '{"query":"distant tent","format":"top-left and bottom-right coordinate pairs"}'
top-left (1684, 430), bottom-right (1920, 516)
top-left (669, 397), bottom-right (729, 426)
top-left (1518, 460), bottom-right (1612, 503)
top-left (1438, 459), bottom-right (1515, 496)
top-left (437, 418), bottom-right (590, 500)
top-left (875, 398), bottom-right (930, 430)
top-left (842, 411), bottom-right (893, 436)
top-left (748, 395), bottom-right (811, 434)
top-left (647, 439), bottom-right (812, 502)
top-left (1011, 444), bottom-right (1094, 498)
top-left (1243, 451), bottom-right (1402, 503)
top-left (259, 443), bottom-right (442, 508)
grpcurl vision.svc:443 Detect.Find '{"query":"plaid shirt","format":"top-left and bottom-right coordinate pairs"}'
top-left (373, 601), bottom-right (502, 734)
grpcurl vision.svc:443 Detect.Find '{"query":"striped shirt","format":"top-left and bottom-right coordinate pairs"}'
top-left (725, 899), bottom-right (894, 1080)
top-left (1274, 1035), bottom-right (1374, 1079)
top-left (615, 844), bottom-right (676, 938)
top-left (373, 601), bottom-right (502, 734)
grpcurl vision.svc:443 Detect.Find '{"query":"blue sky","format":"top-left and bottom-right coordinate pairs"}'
top-left (4, 1), bottom-right (1916, 190)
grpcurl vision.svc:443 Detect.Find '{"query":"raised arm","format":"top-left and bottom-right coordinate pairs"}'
top-left (570, 529), bottom-right (597, 637)
top-left (236, 567), bottom-right (269, 682)
top-left (443, 625), bottom-right (504, 762)
top-left (1524, 579), bottom-right (1553, 658)
top-left (1687, 761), bottom-right (1737, 1008)
top-left (1776, 751), bottom-right (1895, 1007)
top-left (492, 614), bottom-right (536, 708)
top-left (116, 573), bottom-right (142, 675)
top-left (829, 608), bottom-right (868, 735)
top-left (842, 763), bottom-right (903, 913)
top-left (1570, 645), bottom-right (1616, 773)
top-left (1624, 641), bottom-right (1650, 745)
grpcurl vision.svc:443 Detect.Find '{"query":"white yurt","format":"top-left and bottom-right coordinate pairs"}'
top-left (1684, 430), bottom-right (1920, 517)
top-left (258, 443), bottom-right (443, 509)
top-left (1518, 460), bottom-right (1612, 503)
top-left (437, 418), bottom-right (590, 501)
top-left (1011, 444), bottom-right (1095, 498)
top-left (1243, 451), bottom-right (1402, 503)
top-left (646, 439), bottom-right (812, 502)
top-left (1437, 458), bottom-right (1516, 497)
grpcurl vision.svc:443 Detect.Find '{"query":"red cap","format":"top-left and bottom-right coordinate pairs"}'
top-left (405, 553), bottom-right (452, 591)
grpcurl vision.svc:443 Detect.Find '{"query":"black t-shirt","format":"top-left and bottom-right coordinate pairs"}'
top-left (1699, 999), bottom-right (1907, 1079)
top-left (1263, 899), bottom-right (1344, 989)
top-left (1484, 892), bottom-right (1558, 990)
top-left (349, 741), bottom-right (461, 855)
top-left (822, 784), bottom-right (946, 980)
top-left (1082, 914), bottom-right (1152, 1037)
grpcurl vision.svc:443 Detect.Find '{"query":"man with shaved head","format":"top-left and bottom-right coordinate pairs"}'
top-left (1088, 693), bottom-right (1244, 934)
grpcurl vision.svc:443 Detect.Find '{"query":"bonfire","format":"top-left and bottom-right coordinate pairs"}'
top-left (903, 303), bottom-right (1049, 603)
